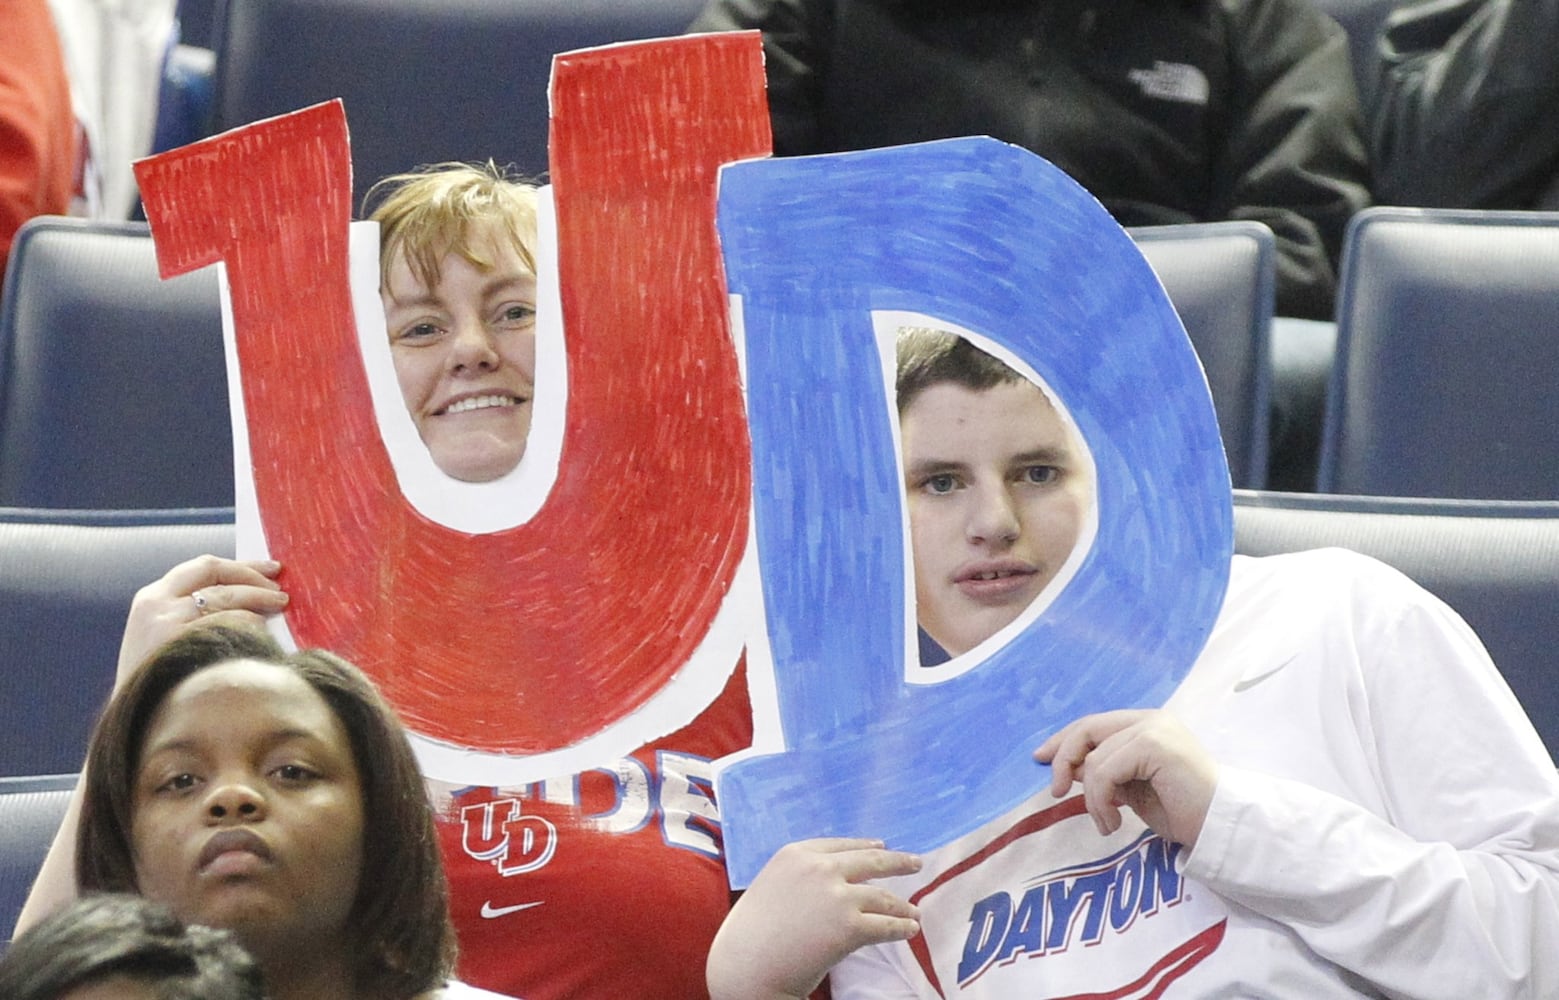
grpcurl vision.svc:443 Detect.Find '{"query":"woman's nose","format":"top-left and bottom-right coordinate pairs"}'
top-left (205, 781), bottom-right (266, 823)
top-left (448, 318), bottom-right (501, 372)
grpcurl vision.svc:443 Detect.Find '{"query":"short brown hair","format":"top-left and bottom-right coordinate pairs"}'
top-left (77, 622), bottom-right (455, 999)
top-left (896, 326), bottom-right (1028, 412)
top-left (364, 160), bottom-right (539, 291)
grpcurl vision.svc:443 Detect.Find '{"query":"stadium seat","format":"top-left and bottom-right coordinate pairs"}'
top-left (0, 507), bottom-right (235, 777)
top-left (1317, 207), bottom-right (1559, 499)
top-left (1131, 221), bottom-right (1275, 490)
top-left (0, 773), bottom-right (77, 945)
top-left (210, 0), bottom-right (709, 209)
top-left (1233, 490), bottom-right (1559, 764)
top-left (1265, 316), bottom-right (1336, 492)
top-left (175, 0), bottom-right (222, 49)
top-left (0, 217), bottom-right (231, 509)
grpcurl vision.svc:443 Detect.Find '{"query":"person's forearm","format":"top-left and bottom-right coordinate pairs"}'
top-left (13, 775), bottom-right (85, 936)
top-left (708, 979), bottom-right (812, 1000)
top-left (1188, 764), bottom-right (1559, 999)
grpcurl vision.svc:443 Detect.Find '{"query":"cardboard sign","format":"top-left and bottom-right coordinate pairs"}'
top-left (717, 138), bottom-right (1231, 886)
top-left (134, 34), bottom-right (770, 783)
top-left (134, 33), bottom-right (1231, 885)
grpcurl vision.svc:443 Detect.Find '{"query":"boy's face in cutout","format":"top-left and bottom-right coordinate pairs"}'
top-left (901, 379), bottom-right (1090, 657)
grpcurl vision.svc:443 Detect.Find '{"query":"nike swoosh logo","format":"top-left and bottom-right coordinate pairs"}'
top-left (480, 900), bottom-right (543, 919)
top-left (1232, 657), bottom-right (1295, 693)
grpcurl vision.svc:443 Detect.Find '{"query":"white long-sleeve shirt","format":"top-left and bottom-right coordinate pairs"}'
top-left (833, 549), bottom-right (1559, 999)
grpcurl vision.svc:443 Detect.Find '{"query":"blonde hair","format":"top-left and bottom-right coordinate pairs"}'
top-left (364, 161), bottom-right (540, 290)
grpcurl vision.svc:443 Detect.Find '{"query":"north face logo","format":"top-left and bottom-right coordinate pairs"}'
top-left (1128, 61), bottom-right (1210, 105)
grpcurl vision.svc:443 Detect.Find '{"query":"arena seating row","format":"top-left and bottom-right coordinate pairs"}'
top-left (0, 507), bottom-right (234, 777)
top-left (6, 0), bottom-right (1558, 952)
top-left (7, 205), bottom-right (1559, 508)
top-left (0, 213), bottom-right (1272, 511)
top-left (209, 0), bottom-right (709, 208)
top-left (1320, 208), bottom-right (1559, 499)
top-left (0, 773), bottom-right (75, 946)
top-left (5, 489), bottom-right (1559, 944)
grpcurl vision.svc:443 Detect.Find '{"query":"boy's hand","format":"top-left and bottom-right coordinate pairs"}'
top-left (1035, 710), bottom-right (1217, 849)
top-left (708, 838), bottom-right (922, 1000)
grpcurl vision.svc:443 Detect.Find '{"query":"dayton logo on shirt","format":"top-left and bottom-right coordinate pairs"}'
top-left (957, 833), bottom-right (1186, 986)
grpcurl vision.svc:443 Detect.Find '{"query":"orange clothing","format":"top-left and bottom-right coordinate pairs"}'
top-left (0, 0), bottom-right (78, 283)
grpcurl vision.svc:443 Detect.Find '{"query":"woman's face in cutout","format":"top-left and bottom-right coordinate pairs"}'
top-left (129, 660), bottom-right (365, 962)
top-left (383, 223), bottom-right (537, 483)
top-left (901, 379), bottom-right (1091, 657)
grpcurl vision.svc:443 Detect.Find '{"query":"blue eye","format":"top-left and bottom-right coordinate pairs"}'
top-left (923, 473), bottom-right (959, 495)
top-left (1022, 465), bottom-right (1060, 485)
top-left (500, 303), bottom-right (536, 324)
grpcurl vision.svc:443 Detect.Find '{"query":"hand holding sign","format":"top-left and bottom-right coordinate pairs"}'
top-left (133, 35), bottom-right (770, 783)
top-left (132, 30), bottom-right (1230, 891)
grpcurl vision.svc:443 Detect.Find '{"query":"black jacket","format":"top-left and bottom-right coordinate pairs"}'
top-left (1373, 0), bottom-right (1559, 209)
top-left (690, 0), bottom-right (1372, 319)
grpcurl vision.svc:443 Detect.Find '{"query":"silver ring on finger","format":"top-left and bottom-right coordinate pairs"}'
top-left (192, 590), bottom-right (211, 616)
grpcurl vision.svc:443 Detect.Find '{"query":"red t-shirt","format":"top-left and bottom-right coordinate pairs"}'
top-left (438, 663), bottom-right (753, 999)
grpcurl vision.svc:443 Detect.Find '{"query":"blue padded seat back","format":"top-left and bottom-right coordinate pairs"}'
top-left (0, 774), bottom-right (77, 945)
top-left (0, 218), bottom-right (230, 509)
top-left (211, 0), bottom-right (710, 210)
top-left (1131, 221), bottom-right (1275, 490)
top-left (1319, 207), bottom-right (1559, 499)
top-left (176, 0), bottom-right (222, 49)
top-left (1234, 490), bottom-right (1559, 764)
top-left (0, 508), bottom-right (235, 777)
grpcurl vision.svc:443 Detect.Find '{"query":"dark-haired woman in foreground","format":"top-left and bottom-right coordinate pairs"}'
top-left (25, 621), bottom-right (505, 1000)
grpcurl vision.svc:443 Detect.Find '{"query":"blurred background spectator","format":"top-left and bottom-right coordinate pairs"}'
top-left (689, 0), bottom-right (1373, 322)
top-left (0, 0), bottom-right (79, 283)
top-left (1372, 0), bottom-right (1559, 209)
top-left (44, 0), bottom-right (178, 221)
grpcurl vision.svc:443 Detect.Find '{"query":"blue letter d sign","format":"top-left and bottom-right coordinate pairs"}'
top-left (718, 138), bottom-right (1232, 887)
